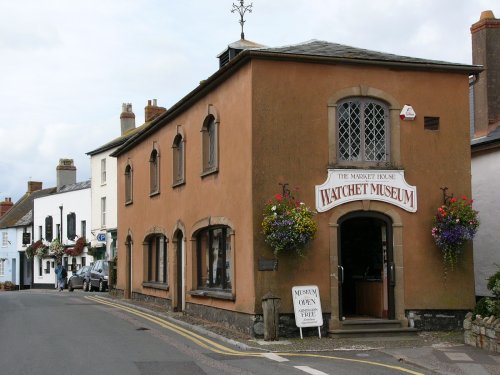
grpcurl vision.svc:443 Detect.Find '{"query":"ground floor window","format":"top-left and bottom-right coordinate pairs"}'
top-left (196, 226), bottom-right (232, 291)
top-left (0, 259), bottom-right (4, 276)
top-left (147, 235), bottom-right (167, 284)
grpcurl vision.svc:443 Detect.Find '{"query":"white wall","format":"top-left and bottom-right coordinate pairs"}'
top-left (90, 149), bottom-right (118, 260)
top-left (471, 149), bottom-right (500, 296)
top-left (33, 187), bottom-right (92, 285)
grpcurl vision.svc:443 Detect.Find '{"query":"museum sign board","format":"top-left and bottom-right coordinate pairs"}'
top-left (315, 169), bottom-right (417, 213)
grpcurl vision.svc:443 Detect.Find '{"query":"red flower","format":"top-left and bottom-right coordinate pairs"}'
top-left (450, 197), bottom-right (457, 203)
top-left (275, 194), bottom-right (283, 201)
top-left (462, 196), bottom-right (468, 201)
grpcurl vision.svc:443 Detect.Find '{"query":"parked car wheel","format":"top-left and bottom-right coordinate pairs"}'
top-left (99, 280), bottom-right (106, 292)
top-left (83, 280), bottom-right (89, 292)
top-left (68, 281), bottom-right (74, 292)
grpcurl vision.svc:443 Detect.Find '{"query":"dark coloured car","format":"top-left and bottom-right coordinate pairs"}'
top-left (89, 260), bottom-right (109, 292)
top-left (67, 265), bottom-right (91, 292)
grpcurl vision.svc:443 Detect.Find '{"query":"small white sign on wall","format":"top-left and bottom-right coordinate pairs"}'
top-left (292, 285), bottom-right (323, 339)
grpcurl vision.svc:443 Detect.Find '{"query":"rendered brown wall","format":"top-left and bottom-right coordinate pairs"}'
top-left (116, 55), bottom-right (475, 322)
top-left (250, 59), bottom-right (475, 314)
top-left (116, 63), bottom-right (257, 314)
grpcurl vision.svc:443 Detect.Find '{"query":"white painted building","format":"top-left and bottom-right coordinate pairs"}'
top-left (0, 182), bottom-right (55, 289)
top-left (86, 100), bottom-right (166, 262)
top-left (470, 11), bottom-right (500, 297)
top-left (32, 160), bottom-right (93, 288)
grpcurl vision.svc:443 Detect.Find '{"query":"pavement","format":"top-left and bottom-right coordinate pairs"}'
top-left (104, 295), bottom-right (500, 375)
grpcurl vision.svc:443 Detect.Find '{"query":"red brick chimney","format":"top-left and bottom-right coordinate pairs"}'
top-left (27, 181), bottom-right (43, 194)
top-left (144, 99), bottom-right (167, 122)
top-left (0, 197), bottom-right (13, 218)
top-left (471, 10), bottom-right (500, 137)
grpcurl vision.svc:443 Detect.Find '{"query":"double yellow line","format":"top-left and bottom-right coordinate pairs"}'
top-left (85, 296), bottom-right (423, 375)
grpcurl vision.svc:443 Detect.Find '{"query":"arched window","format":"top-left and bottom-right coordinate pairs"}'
top-left (201, 113), bottom-right (219, 175)
top-left (146, 234), bottom-right (168, 285)
top-left (149, 148), bottom-right (160, 195)
top-left (196, 226), bottom-right (232, 291)
top-left (337, 98), bottom-right (390, 165)
top-left (172, 134), bottom-right (185, 186)
top-left (124, 164), bottom-right (133, 204)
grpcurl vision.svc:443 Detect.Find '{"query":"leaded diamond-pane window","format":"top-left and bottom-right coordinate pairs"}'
top-left (337, 98), bottom-right (389, 164)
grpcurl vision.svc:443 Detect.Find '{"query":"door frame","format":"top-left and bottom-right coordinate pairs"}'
top-left (337, 211), bottom-right (395, 320)
top-left (174, 230), bottom-right (184, 312)
top-left (327, 201), bottom-right (407, 330)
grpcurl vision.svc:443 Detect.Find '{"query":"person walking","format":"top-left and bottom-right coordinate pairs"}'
top-left (55, 262), bottom-right (67, 291)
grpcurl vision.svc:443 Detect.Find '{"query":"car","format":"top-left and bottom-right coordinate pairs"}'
top-left (67, 265), bottom-right (91, 292)
top-left (89, 260), bottom-right (109, 292)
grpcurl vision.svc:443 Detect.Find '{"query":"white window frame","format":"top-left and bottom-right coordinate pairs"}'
top-left (101, 158), bottom-right (107, 184)
top-left (101, 197), bottom-right (106, 228)
top-left (0, 259), bottom-right (4, 276)
top-left (2, 232), bottom-right (8, 247)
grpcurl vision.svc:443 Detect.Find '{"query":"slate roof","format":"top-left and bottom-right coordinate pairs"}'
top-left (86, 122), bottom-right (152, 156)
top-left (255, 40), bottom-right (480, 71)
top-left (0, 187), bottom-right (56, 229)
top-left (471, 125), bottom-right (500, 150)
top-left (57, 180), bottom-right (91, 193)
top-left (112, 39), bottom-right (482, 157)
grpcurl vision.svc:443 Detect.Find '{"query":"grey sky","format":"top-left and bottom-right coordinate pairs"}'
top-left (0, 0), bottom-right (496, 202)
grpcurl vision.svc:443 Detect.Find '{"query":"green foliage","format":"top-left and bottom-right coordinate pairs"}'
top-left (473, 269), bottom-right (500, 318)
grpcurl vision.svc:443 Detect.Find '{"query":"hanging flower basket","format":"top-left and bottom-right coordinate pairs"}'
top-left (49, 239), bottom-right (65, 262)
top-left (26, 240), bottom-right (48, 259)
top-left (65, 237), bottom-right (87, 257)
top-left (431, 194), bottom-right (479, 272)
top-left (262, 190), bottom-right (317, 257)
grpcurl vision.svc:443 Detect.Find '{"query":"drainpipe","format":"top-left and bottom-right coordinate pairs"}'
top-left (59, 205), bottom-right (63, 241)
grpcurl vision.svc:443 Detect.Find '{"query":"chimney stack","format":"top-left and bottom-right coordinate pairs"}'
top-left (56, 159), bottom-right (77, 192)
top-left (120, 103), bottom-right (136, 135)
top-left (144, 99), bottom-right (167, 122)
top-left (0, 197), bottom-right (14, 218)
top-left (27, 181), bottom-right (43, 194)
top-left (471, 10), bottom-right (500, 137)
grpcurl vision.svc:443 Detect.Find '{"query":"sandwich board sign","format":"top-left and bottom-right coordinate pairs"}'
top-left (292, 285), bottom-right (323, 339)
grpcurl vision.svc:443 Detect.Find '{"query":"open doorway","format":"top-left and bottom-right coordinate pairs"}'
top-left (338, 212), bottom-right (394, 320)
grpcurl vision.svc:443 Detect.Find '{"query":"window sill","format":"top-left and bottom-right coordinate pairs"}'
top-left (142, 282), bottom-right (169, 291)
top-left (125, 200), bottom-right (133, 206)
top-left (172, 180), bottom-right (185, 188)
top-left (149, 191), bottom-right (160, 198)
top-left (188, 289), bottom-right (234, 301)
top-left (201, 168), bottom-right (218, 178)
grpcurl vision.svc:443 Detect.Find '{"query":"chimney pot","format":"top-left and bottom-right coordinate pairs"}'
top-left (145, 99), bottom-right (167, 122)
top-left (120, 103), bottom-right (136, 135)
top-left (0, 197), bottom-right (14, 218)
top-left (56, 159), bottom-right (77, 192)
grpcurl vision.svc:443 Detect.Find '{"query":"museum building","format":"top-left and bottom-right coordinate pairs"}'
top-left (111, 37), bottom-right (481, 335)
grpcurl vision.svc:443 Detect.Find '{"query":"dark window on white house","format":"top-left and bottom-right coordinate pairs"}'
top-left (67, 212), bottom-right (76, 240)
top-left (45, 216), bottom-right (53, 242)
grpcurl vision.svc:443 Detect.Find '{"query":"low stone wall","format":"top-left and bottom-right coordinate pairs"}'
top-left (463, 312), bottom-right (500, 353)
top-left (406, 309), bottom-right (469, 330)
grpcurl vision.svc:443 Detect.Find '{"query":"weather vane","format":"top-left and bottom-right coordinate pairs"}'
top-left (231, 0), bottom-right (253, 40)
